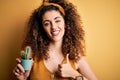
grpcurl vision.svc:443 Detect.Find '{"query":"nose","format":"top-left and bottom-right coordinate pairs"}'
top-left (51, 21), bottom-right (57, 30)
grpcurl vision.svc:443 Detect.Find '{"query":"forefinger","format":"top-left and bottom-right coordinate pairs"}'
top-left (17, 63), bottom-right (25, 73)
top-left (16, 58), bottom-right (21, 63)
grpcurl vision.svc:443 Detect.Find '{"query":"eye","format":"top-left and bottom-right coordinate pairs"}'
top-left (43, 22), bottom-right (50, 26)
top-left (55, 20), bottom-right (61, 23)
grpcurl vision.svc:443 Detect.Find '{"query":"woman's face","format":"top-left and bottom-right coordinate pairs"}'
top-left (42, 10), bottom-right (65, 42)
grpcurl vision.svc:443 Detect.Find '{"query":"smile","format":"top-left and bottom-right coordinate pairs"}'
top-left (51, 30), bottom-right (60, 36)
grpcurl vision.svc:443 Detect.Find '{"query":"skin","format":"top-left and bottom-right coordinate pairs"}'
top-left (42, 10), bottom-right (65, 42)
top-left (13, 10), bottom-right (97, 80)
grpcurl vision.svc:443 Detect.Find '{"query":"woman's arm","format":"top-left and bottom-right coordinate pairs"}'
top-left (76, 57), bottom-right (98, 80)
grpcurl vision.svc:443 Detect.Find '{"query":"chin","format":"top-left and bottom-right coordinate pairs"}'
top-left (51, 38), bottom-right (63, 42)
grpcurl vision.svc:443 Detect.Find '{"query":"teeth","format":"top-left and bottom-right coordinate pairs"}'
top-left (51, 30), bottom-right (59, 36)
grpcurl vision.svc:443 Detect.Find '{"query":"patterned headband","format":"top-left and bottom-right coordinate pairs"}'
top-left (41, 2), bottom-right (65, 15)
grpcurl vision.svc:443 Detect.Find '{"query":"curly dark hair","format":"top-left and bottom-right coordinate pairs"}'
top-left (22, 0), bottom-right (85, 61)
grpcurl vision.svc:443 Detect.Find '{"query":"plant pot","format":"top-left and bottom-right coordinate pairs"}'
top-left (21, 59), bottom-right (33, 70)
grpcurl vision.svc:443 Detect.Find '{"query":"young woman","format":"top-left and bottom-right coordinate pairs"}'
top-left (13, 0), bottom-right (97, 80)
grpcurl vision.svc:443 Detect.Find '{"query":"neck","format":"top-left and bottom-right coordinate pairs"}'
top-left (49, 40), bottom-right (63, 53)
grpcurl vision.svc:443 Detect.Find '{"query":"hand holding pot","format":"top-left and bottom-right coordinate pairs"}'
top-left (13, 46), bottom-right (33, 80)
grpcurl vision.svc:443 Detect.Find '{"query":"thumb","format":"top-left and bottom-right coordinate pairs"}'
top-left (25, 70), bottom-right (30, 78)
top-left (66, 54), bottom-right (70, 64)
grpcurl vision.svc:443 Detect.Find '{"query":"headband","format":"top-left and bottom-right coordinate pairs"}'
top-left (41, 2), bottom-right (65, 15)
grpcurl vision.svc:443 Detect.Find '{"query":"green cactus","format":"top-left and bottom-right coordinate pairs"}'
top-left (20, 46), bottom-right (32, 59)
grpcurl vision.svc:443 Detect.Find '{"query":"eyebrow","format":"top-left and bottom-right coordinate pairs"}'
top-left (54, 16), bottom-right (61, 20)
top-left (43, 16), bottom-right (61, 23)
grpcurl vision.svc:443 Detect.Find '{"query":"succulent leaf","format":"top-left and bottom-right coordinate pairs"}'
top-left (25, 46), bottom-right (31, 59)
top-left (20, 46), bottom-right (32, 59)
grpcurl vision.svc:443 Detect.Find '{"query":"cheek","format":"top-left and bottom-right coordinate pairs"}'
top-left (43, 27), bottom-right (50, 34)
top-left (61, 25), bottom-right (65, 35)
top-left (60, 21), bottom-right (65, 28)
top-left (62, 24), bottom-right (66, 31)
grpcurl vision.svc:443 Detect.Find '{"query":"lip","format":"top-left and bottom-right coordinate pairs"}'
top-left (51, 30), bottom-right (60, 36)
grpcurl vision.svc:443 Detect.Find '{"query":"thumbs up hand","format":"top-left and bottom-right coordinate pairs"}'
top-left (58, 54), bottom-right (80, 79)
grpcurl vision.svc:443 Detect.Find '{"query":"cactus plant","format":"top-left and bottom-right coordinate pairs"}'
top-left (20, 46), bottom-right (32, 60)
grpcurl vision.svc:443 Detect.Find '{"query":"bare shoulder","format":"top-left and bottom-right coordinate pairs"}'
top-left (75, 56), bottom-right (98, 80)
top-left (75, 56), bottom-right (88, 68)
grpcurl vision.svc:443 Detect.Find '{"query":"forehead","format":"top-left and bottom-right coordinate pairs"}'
top-left (42, 10), bottom-right (62, 20)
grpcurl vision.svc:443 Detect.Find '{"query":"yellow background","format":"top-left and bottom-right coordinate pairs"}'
top-left (0, 0), bottom-right (120, 80)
